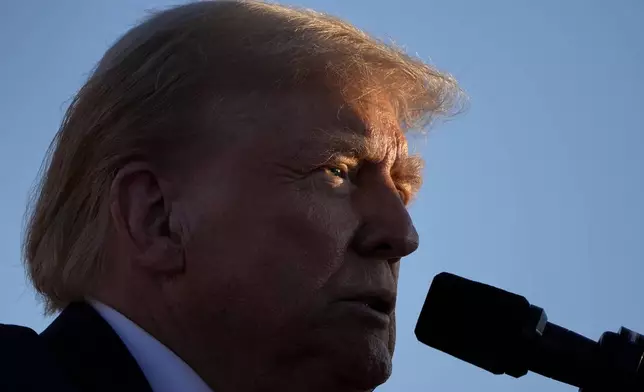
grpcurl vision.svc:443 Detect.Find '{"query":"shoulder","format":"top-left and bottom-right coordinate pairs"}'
top-left (0, 323), bottom-right (38, 337)
top-left (0, 323), bottom-right (75, 391)
top-left (0, 323), bottom-right (43, 376)
top-left (0, 323), bottom-right (40, 358)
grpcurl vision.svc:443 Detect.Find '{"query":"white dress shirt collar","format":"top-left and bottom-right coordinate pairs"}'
top-left (89, 300), bottom-right (213, 392)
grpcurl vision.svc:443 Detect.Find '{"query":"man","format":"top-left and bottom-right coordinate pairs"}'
top-left (1, 1), bottom-right (460, 391)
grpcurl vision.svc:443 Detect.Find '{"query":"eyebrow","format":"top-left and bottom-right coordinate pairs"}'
top-left (301, 128), bottom-right (424, 196)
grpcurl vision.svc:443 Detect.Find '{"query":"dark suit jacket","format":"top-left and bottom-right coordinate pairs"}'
top-left (0, 302), bottom-right (153, 392)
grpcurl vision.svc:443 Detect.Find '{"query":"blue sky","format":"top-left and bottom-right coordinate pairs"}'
top-left (1, 1), bottom-right (642, 391)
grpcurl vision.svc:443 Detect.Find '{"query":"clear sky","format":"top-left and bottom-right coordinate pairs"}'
top-left (1, 1), bottom-right (642, 391)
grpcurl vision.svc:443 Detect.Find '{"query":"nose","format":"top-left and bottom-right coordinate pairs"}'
top-left (351, 183), bottom-right (420, 261)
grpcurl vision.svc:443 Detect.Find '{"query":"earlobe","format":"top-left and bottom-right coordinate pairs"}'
top-left (109, 162), bottom-right (185, 275)
top-left (144, 235), bottom-right (186, 275)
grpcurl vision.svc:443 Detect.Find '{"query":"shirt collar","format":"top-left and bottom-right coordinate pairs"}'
top-left (89, 300), bottom-right (213, 392)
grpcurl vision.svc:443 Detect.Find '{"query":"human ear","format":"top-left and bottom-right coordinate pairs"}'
top-left (108, 162), bottom-right (184, 274)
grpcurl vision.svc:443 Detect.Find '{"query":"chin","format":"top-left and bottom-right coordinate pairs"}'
top-left (329, 331), bottom-right (394, 390)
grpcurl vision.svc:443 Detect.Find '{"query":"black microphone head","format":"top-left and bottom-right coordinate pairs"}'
top-left (415, 272), bottom-right (547, 378)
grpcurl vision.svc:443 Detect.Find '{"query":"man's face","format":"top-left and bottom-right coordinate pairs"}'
top-left (169, 92), bottom-right (421, 391)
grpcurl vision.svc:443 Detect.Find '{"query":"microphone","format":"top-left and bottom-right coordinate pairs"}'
top-left (415, 272), bottom-right (644, 391)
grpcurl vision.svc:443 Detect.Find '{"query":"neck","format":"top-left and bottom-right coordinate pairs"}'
top-left (92, 284), bottom-right (376, 392)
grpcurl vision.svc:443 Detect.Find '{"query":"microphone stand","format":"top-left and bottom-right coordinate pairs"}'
top-left (528, 317), bottom-right (644, 391)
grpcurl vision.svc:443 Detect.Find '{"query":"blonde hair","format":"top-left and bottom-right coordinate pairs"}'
top-left (24, 0), bottom-right (462, 314)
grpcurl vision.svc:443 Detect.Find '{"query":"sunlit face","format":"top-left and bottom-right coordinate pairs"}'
top-left (169, 91), bottom-right (421, 391)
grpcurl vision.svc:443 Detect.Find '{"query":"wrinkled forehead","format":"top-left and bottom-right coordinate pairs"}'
top-left (284, 93), bottom-right (409, 162)
top-left (217, 90), bottom-right (412, 172)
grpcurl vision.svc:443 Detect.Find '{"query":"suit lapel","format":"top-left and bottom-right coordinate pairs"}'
top-left (41, 302), bottom-right (153, 392)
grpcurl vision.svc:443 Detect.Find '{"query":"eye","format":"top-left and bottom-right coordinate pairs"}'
top-left (324, 166), bottom-right (349, 180)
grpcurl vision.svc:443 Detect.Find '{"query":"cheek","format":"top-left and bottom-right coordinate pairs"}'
top-left (258, 191), bottom-right (358, 295)
top-left (180, 182), bottom-right (358, 327)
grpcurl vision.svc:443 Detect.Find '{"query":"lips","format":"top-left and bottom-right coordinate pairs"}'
top-left (357, 295), bottom-right (394, 315)
top-left (340, 290), bottom-right (396, 316)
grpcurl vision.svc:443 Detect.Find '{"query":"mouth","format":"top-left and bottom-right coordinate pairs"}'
top-left (356, 295), bottom-right (395, 315)
top-left (338, 290), bottom-right (396, 321)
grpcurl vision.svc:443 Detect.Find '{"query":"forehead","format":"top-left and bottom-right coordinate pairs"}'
top-left (275, 93), bottom-right (409, 163)
top-left (217, 90), bottom-right (424, 196)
